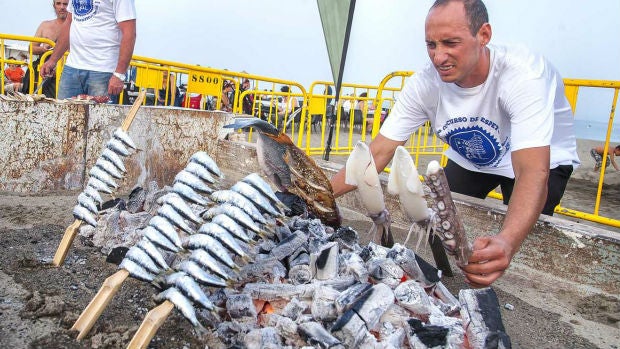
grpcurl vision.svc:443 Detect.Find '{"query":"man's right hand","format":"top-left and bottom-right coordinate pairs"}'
top-left (39, 60), bottom-right (56, 78)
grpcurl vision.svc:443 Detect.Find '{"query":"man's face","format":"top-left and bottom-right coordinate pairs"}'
top-left (54, 1), bottom-right (69, 20)
top-left (425, 1), bottom-right (490, 88)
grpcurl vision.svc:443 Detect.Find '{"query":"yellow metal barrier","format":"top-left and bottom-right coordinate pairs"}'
top-left (1, 33), bottom-right (57, 95)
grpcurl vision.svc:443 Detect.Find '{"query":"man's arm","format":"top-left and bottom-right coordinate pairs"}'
top-left (460, 146), bottom-right (549, 287)
top-left (108, 19), bottom-right (136, 96)
top-left (40, 14), bottom-right (71, 77)
top-left (331, 134), bottom-right (406, 197)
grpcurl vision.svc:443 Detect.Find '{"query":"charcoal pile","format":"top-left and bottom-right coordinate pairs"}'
top-left (77, 156), bottom-right (510, 348)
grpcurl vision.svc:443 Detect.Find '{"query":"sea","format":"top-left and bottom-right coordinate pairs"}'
top-left (573, 119), bottom-right (619, 142)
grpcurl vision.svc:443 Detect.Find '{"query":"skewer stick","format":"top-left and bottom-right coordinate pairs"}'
top-left (52, 219), bottom-right (82, 266)
top-left (52, 90), bottom-right (146, 267)
top-left (72, 269), bottom-right (130, 340)
top-left (127, 300), bottom-right (174, 349)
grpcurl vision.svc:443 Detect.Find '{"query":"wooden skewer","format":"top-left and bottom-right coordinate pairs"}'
top-left (52, 90), bottom-right (147, 267)
top-left (72, 269), bottom-right (130, 340)
top-left (127, 300), bottom-right (174, 349)
top-left (52, 219), bottom-right (82, 266)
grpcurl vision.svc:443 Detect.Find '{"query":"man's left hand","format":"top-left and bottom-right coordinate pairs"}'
top-left (108, 75), bottom-right (124, 96)
top-left (459, 235), bottom-right (515, 288)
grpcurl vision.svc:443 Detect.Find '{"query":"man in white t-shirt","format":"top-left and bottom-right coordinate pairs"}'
top-left (330, 0), bottom-right (580, 287)
top-left (40, 0), bottom-right (136, 101)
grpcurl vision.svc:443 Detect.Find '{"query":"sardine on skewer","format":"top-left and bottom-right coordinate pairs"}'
top-left (189, 151), bottom-right (223, 179)
top-left (112, 127), bottom-right (137, 150)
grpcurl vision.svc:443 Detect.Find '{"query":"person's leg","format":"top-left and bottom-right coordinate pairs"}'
top-left (57, 66), bottom-right (84, 99)
top-left (444, 159), bottom-right (502, 199)
top-left (590, 148), bottom-right (602, 171)
top-left (84, 70), bottom-right (113, 100)
top-left (541, 165), bottom-right (573, 215)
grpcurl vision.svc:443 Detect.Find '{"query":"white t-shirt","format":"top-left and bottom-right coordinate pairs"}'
top-left (66, 0), bottom-right (136, 72)
top-left (381, 44), bottom-right (580, 178)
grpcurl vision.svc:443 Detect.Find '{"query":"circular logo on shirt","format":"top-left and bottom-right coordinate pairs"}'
top-left (72, 0), bottom-right (95, 17)
top-left (445, 125), bottom-right (503, 167)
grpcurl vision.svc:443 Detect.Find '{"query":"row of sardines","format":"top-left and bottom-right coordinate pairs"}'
top-left (116, 155), bottom-right (286, 327)
top-left (73, 128), bottom-right (136, 227)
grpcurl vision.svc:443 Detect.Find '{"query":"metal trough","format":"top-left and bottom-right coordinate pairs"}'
top-left (1, 100), bottom-right (618, 347)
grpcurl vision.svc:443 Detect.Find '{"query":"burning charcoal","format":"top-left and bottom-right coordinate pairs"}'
top-left (359, 241), bottom-right (390, 261)
top-left (106, 246), bottom-right (129, 264)
top-left (243, 283), bottom-right (315, 301)
top-left (274, 223), bottom-right (293, 241)
top-left (378, 322), bottom-right (406, 348)
top-left (394, 280), bottom-right (433, 316)
top-left (287, 215), bottom-right (311, 232)
top-left (379, 304), bottom-right (413, 329)
top-left (330, 309), bottom-right (373, 348)
top-left (270, 230), bottom-right (307, 261)
top-left (307, 219), bottom-right (327, 239)
top-left (349, 283), bottom-right (395, 330)
top-left (310, 241), bottom-right (339, 280)
top-left (266, 314), bottom-right (305, 346)
top-left (367, 257), bottom-right (404, 289)
top-left (432, 281), bottom-right (460, 315)
top-left (217, 321), bottom-right (255, 347)
top-left (334, 283), bottom-right (372, 315)
top-left (288, 246), bottom-right (311, 285)
top-left (312, 275), bottom-right (356, 291)
top-left (243, 327), bottom-right (282, 348)
top-left (257, 239), bottom-right (276, 254)
top-left (310, 287), bottom-right (340, 321)
top-left (237, 257), bottom-right (286, 282)
top-left (298, 321), bottom-right (344, 349)
top-left (227, 294), bottom-right (258, 319)
top-left (281, 297), bottom-right (309, 320)
top-left (428, 312), bottom-right (465, 347)
top-left (404, 318), bottom-right (451, 349)
top-left (459, 287), bottom-right (511, 349)
top-left (388, 243), bottom-right (441, 288)
top-left (329, 226), bottom-right (360, 251)
top-left (338, 252), bottom-right (368, 282)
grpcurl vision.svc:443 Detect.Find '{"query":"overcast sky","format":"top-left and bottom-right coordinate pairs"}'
top-left (1, 0), bottom-right (619, 123)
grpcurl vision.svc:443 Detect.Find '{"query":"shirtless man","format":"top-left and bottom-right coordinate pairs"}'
top-left (21, 0), bottom-right (68, 96)
top-left (590, 145), bottom-right (620, 171)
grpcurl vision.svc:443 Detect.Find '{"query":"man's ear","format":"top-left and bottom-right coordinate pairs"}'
top-left (478, 23), bottom-right (492, 46)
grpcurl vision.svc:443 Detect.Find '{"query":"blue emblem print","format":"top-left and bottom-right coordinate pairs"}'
top-left (445, 125), bottom-right (503, 167)
top-left (72, 0), bottom-right (94, 17)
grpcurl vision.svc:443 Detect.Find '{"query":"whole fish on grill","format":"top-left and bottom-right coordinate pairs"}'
top-left (224, 117), bottom-right (341, 227)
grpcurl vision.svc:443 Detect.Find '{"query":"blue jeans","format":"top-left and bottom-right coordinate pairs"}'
top-left (57, 66), bottom-right (116, 102)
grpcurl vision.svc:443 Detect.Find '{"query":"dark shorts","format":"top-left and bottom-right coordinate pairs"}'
top-left (443, 160), bottom-right (573, 216)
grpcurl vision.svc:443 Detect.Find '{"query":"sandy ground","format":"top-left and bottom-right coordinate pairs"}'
top-left (0, 192), bottom-right (618, 349)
